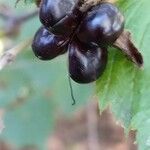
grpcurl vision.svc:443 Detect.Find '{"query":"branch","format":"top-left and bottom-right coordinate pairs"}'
top-left (0, 38), bottom-right (32, 70)
top-left (0, 7), bottom-right (38, 37)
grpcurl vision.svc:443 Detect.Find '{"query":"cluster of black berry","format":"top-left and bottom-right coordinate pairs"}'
top-left (32, 0), bottom-right (125, 84)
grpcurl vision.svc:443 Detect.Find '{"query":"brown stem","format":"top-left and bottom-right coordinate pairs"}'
top-left (0, 9), bottom-right (38, 37)
top-left (0, 38), bottom-right (32, 70)
top-left (79, 0), bottom-right (116, 12)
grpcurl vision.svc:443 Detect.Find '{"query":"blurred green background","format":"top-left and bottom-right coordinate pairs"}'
top-left (0, 0), bottom-right (95, 149)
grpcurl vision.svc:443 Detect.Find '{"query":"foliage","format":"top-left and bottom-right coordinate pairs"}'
top-left (0, 0), bottom-right (150, 149)
top-left (97, 0), bottom-right (150, 149)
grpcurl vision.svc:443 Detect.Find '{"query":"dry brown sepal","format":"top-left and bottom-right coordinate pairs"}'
top-left (113, 30), bottom-right (143, 68)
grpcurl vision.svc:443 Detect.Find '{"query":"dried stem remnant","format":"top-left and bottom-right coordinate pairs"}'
top-left (0, 38), bottom-right (32, 70)
top-left (114, 30), bottom-right (143, 67)
top-left (79, 0), bottom-right (117, 12)
top-left (79, 0), bottom-right (101, 12)
top-left (0, 4), bottom-right (38, 38)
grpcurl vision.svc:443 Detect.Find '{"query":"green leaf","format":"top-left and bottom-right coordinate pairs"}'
top-left (97, 0), bottom-right (150, 149)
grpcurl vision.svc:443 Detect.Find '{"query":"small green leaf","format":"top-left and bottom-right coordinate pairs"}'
top-left (97, 0), bottom-right (150, 149)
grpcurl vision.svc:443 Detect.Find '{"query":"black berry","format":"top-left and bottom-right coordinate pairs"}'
top-left (77, 2), bottom-right (124, 46)
top-left (39, 0), bottom-right (82, 36)
top-left (32, 27), bottom-right (68, 60)
top-left (32, 1), bottom-right (126, 85)
top-left (69, 38), bottom-right (108, 83)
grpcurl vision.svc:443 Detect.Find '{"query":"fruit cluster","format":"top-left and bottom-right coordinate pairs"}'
top-left (32, 0), bottom-right (125, 84)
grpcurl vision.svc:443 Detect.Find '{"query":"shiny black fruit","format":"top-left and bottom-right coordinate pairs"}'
top-left (77, 2), bottom-right (124, 46)
top-left (32, 27), bottom-right (68, 60)
top-left (39, 0), bottom-right (82, 36)
top-left (69, 38), bottom-right (108, 83)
